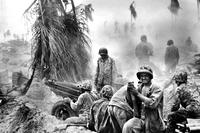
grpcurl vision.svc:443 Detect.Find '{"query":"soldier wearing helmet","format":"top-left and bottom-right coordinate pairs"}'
top-left (88, 85), bottom-right (114, 132)
top-left (173, 70), bottom-right (187, 85)
top-left (100, 81), bottom-right (141, 133)
top-left (66, 80), bottom-right (95, 125)
top-left (123, 65), bottom-right (166, 133)
top-left (94, 48), bottom-right (117, 92)
top-left (165, 70), bottom-right (200, 133)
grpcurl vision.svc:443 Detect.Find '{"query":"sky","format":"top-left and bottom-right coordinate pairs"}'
top-left (0, 0), bottom-right (200, 80)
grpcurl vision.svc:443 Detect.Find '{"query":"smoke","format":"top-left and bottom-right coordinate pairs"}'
top-left (1, 0), bottom-right (199, 80)
top-left (88, 0), bottom-right (200, 80)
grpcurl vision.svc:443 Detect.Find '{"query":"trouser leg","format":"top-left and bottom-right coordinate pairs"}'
top-left (122, 117), bottom-right (144, 133)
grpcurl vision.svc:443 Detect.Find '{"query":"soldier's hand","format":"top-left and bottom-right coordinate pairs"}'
top-left (127, 82), bottom-right (139, 96)
top-left (64, 97), bottom-right (72, 103)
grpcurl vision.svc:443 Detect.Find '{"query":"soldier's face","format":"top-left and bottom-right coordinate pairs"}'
top-left (100, 54), bottom-right (108, 59)
top-left (140, 73), bottom-right (151, 84)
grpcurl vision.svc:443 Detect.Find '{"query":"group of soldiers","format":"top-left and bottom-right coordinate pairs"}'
top-left (63, 36), bottom-right (200, 133)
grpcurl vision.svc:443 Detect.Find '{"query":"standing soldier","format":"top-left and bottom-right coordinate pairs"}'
top-left (135, 35), bottom-right (153, 67)
top-left (94, 48), bottom-right (117, 92)
top-left (164, 40), bottom-right (179, 73)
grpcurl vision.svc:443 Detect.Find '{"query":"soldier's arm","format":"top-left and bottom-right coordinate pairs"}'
top-left (171, 97), bottom-right (181, 112)
top-left (88, 104), bottom-right (96, 131)
top-left (111, 59), bottom-right (117, 83)
top-left (94, 60), bottom-right (99, 86)
top-left (70, 93), bottom-right (84, 111)
top-left (180, 88), bottom-right (198, 112)
top-left (137, 86), bottom-right (163, 109)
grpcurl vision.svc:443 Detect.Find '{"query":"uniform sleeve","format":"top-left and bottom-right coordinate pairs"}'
top-left (111, 59), bottom-right (118, 84)
top-left (70, 93), bottom-right (85, 111)
top-left (88, 103), bottom-right (96, 131)
top-left (144, 86), bottom-right (163, 109)
top-left (171, 94), bottom-right (181, 112)
top-left (94, 60), bottom-right (99, 86)
top-left (179, 88), bottom-right (198, 112)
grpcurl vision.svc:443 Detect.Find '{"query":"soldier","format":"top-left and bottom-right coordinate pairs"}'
top-left (123, 66), bottom-right (167, 133)
top-left (164, 40), bottom-right (179, 73)
top-left (135, 35), bottom-right (153, 67)
top-left (98, 82), bottom-right (141, 133)
top-left (65, 81), bottom-right (95, 125)
top-left (165, 70), bottom-right (200, 133)
top-left (88, 85), bottom-right (114, 132)
top-left (94, 48), bottom-right (117, 92)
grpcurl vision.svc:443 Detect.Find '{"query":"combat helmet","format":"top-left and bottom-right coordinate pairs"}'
top-left (78, 80), bottom-right (92, 91)
top-left (136, 66), bottom-right (153, 79)
top-left (99, 48), bottom-right (108, 55)
top-left (100, 85), bottom-right (113, 99)
top-left (173, 70), bottom-right (188, 83)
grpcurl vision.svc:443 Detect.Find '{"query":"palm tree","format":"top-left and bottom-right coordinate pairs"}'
top-left (129, 1), bottom-right (137, 23)
top-left (23, 0), bottom-right (91, 94)
top-left (168, 0), bottom-right (180, 15)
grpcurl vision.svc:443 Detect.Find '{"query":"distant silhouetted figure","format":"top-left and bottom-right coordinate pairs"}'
top-left (135, 35), bottom-right (153, 67)
top-left (165, 40), bottom-right (179, 73)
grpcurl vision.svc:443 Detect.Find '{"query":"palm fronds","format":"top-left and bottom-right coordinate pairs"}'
top-left (24, 0), bottom-right (91, 92)
top-left (168, 0), bottom-right (181, 15)
top-left (85, 4), bottom-right (94, 21)
top-left (130, 1), bottom-right (137, 19)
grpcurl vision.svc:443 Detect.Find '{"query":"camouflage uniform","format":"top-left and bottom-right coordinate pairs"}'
top-left (94, 56), bottom-right (117, 92)
top-left (166, 70), bottom-right (200, 133)
top-left (171, 84), bottom-right (200, 114)
top-left (166, 83), bottom-right (200, 133)
top-left (88, 98), bottom-right (110, 131)
top-left (88, 85), bottom-right (113, 132)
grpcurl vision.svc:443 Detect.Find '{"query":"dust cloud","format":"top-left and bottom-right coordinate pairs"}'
top-left (87, 0), bottom-right (200, 80)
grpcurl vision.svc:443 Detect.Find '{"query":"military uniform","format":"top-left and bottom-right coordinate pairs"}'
top-left (94, 56), bottom-right (117, 92)
top-left (66, 92), bottom-right (94, 125)
top-left (166, 70), bottom-right (200, 133)
top-left (123, 84), bottom-right (165, 133)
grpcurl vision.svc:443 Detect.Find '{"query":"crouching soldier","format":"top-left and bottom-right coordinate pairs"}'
top-left (98, 81), bottom-right (141, 133)
top-left (88, 85), bottom-right (114, 132)
top-left (65, 81), bottom-right (96, 125)
top-left (165, 70), bottom-right (200, 133)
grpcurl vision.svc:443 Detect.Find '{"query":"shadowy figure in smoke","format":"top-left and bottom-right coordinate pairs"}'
top-left (135, 35), bottom-right (162, 76)
top-left (164, 39), bottom-right (179, 74)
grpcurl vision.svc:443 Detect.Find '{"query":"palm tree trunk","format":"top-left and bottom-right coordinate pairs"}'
top-left (70, 0), bottom-right (77, 23)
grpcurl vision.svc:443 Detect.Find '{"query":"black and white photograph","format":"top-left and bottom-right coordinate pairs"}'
top-left (0, 0), bottom-right (200, 133)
